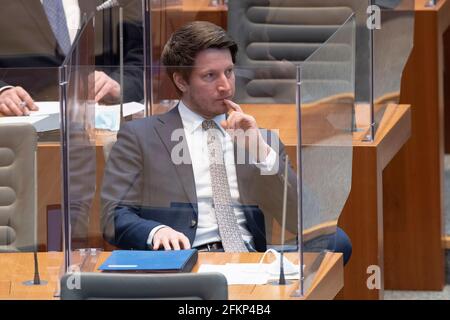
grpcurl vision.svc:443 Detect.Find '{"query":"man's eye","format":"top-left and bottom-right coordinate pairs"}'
top-left (225, 69), bottom-right (234, 77)
top-left (204, 73), bottom-right (214, 80)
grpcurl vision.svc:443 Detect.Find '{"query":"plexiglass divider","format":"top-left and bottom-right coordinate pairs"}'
top-left (0, 0), bottom-right (359, 299)
top-left (59, 3), bottom-right (355, 299)
top-left (298, 13), bottom-right (355, 296)
top-left (59, 0), bottom-right (146, 279)
top-left (60, 12), bottom-right (97, 277)
top-left (368, 0), bottom-right (414, 140)
top-left (101, 64), bottom-right (300, 261)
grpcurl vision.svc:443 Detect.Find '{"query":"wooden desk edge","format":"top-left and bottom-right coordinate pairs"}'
top-left (353, 105), bottom-right (411, 169)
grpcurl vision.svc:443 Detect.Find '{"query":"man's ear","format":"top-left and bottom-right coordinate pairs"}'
top-left (173, 72), bottom-right (188, 93)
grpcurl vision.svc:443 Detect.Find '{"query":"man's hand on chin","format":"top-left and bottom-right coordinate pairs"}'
top-left (220, 99), bottom-right (271, 162)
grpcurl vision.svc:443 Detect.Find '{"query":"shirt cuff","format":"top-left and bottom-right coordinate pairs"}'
top-left (0, 86), bottom-right (13, 94)
top-left (252, 147), bottom-right (278, 175)
top-left (147, 225), bottom-right (167, 248)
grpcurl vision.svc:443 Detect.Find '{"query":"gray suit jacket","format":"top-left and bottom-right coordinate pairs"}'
top-left (101, 106), bottom-right (298, 250)
top-left (0, 0), bottom-right (143, 102)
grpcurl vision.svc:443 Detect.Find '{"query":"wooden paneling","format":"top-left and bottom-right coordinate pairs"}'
top-left (37, 143), bottom-right (61, 251)
top-left (337, 105), bottom-right (411, 299)
top-left (382, 0), bottom-right (450, 290)
top-left (151, 0), bottom-right (227, 101)
top-left (37, 141), bottom-right (110, 251)
top-left (338, 141), bottom-right (382, 299)
top-left (243, 103), bottom-right (411, 299)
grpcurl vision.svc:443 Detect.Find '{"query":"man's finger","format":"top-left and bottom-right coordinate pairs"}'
top-left (16, 87), bottom-right (38, 111)
top-left (180, 235), bottom-right (191, 250)
top-left (224, 99), bottom-right (243, 113)
top-left (8, 93), bottom-right (23, 109)
top-left (0, 103), bottom-right (14, 116)
top-left (95, 82), bottom-right (111, 102)
top-left (9, 92), bottom-right (30, 116)
top-left (220, 119), bottom-right (228, 130)
top-left (170, 238), bottom-right (181, 251)
top-left (4, 98), bottom-right (23, 116)
top-left (162, 238), bottom-right (172, 250)
top-left (227, 111), bottom-right (242, 130)
top-left (153, 238), bottom-right (161, 250)
top-left (95, 74), bottom-right (108, 95)
top-left (95, 79), bottom-right (107, 97)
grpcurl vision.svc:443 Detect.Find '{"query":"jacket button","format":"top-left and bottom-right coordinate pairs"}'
top-left (190, 219), bottom-right (197, 228)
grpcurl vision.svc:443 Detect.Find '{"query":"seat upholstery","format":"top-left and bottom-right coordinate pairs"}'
top-left (227, 0), bottom-right (368, 103)
top-left (60, 272), bottom-right (228, 300)
top-left (0, 123), bottom-right (37, 252)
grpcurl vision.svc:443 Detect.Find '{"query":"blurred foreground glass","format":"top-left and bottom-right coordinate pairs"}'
top-left (298, 13), bottom-right (355, 296)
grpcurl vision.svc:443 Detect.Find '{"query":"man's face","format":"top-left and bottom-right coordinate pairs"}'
top-left (176, 48), bottom-right (235, 119)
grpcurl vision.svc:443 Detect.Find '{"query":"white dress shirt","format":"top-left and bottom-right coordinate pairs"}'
top-left (41, 0), bottom-right (81, 44)
top-left (147, 101), bottom-right (278, 249)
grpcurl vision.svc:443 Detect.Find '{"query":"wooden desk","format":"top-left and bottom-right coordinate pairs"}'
top-left (0, 252), bottom-right (343, 300)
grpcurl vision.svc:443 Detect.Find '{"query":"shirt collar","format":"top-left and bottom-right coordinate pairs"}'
top-left (178, 100), bottom-right (226, 135)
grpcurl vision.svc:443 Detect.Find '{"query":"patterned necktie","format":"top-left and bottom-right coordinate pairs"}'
top-left (42, 0), bottom-right (72, 55)
top-left (202, 120), bottom-right (248, 252)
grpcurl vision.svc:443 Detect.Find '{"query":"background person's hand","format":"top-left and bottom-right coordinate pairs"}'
top-left (94, 71), bottom-right (121, 104)
top-left (0, 86), bottom-right (38, 116)
top-left (153, 226), bottom-right (191, 250)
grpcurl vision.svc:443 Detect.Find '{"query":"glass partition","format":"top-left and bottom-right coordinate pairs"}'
top-left (0, 0), bottom-right (357, 300)
top-left (370, 0), bottom-right (414, 139)
top-left (60, 13), bottom-right (97, 275)
top-left (60, 0), bottom-right (145, 272)
top-left (101, 64), bottom-right (300, 256)
top-left (94, 0), bottom-right (354, 299)
top-left (299, 13), bottom-right (355, 296)
top-left (0, 0), bottom-right (146, 299)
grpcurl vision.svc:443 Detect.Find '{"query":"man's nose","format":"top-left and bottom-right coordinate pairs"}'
top-left (217, 75), bottom-right (231, 92)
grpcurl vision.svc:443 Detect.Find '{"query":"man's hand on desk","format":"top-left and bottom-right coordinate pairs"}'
top-left (153, 226), bottom-right (191, 251)
top-left (95, 71), bottom-right (121, 104)
top-left (0, 86), bottom-right (38, 116)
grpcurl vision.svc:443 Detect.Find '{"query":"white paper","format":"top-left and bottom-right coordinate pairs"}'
top-left (1, 101), bottom-right (146, 132)
top-left (30, 101), bottom-right (145, 118)
top-left (197, 263), bottom-right (301, 285)
top-left (96, 102), bottom-right (145, 118)
top-left (30, 101), bottom-right (61, 116)
top-left (0, 115), bottom-right (48, 125)
top-left (0, 114), bottom-right (59, 132)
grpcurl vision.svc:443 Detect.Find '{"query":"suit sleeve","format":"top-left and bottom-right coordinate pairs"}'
top-left (101, 122), bottom-right (161, 250)
top-left (251, 131), bottom-right (299, 239)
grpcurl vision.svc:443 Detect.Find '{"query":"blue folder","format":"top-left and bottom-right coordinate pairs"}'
top-left (98, 249), bottom-right (198, 273)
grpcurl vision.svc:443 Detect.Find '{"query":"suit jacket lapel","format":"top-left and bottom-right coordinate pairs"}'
top-left (154, 107), bottom-right (198, 214)
top-left (20, 0), bottom-right (56, 50)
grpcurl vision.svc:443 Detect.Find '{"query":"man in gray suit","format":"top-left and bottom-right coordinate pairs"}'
top-left (0, 0), bottom-right (143, 116)
top-left (101, 21), bottom-right (352, 262)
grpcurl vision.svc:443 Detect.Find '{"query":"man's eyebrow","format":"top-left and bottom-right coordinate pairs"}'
top-left (198, 65), bottom-right (234, 73)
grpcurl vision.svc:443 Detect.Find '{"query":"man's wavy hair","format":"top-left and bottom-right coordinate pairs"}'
top-left (161, 21), bottom-right (238, 95)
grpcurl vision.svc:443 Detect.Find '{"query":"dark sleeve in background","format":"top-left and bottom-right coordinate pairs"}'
top-left (93, 0), bottom-right (144, 103)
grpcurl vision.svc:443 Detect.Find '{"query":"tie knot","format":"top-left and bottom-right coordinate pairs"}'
top-left (202, 120), bottom-right (218, 131)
